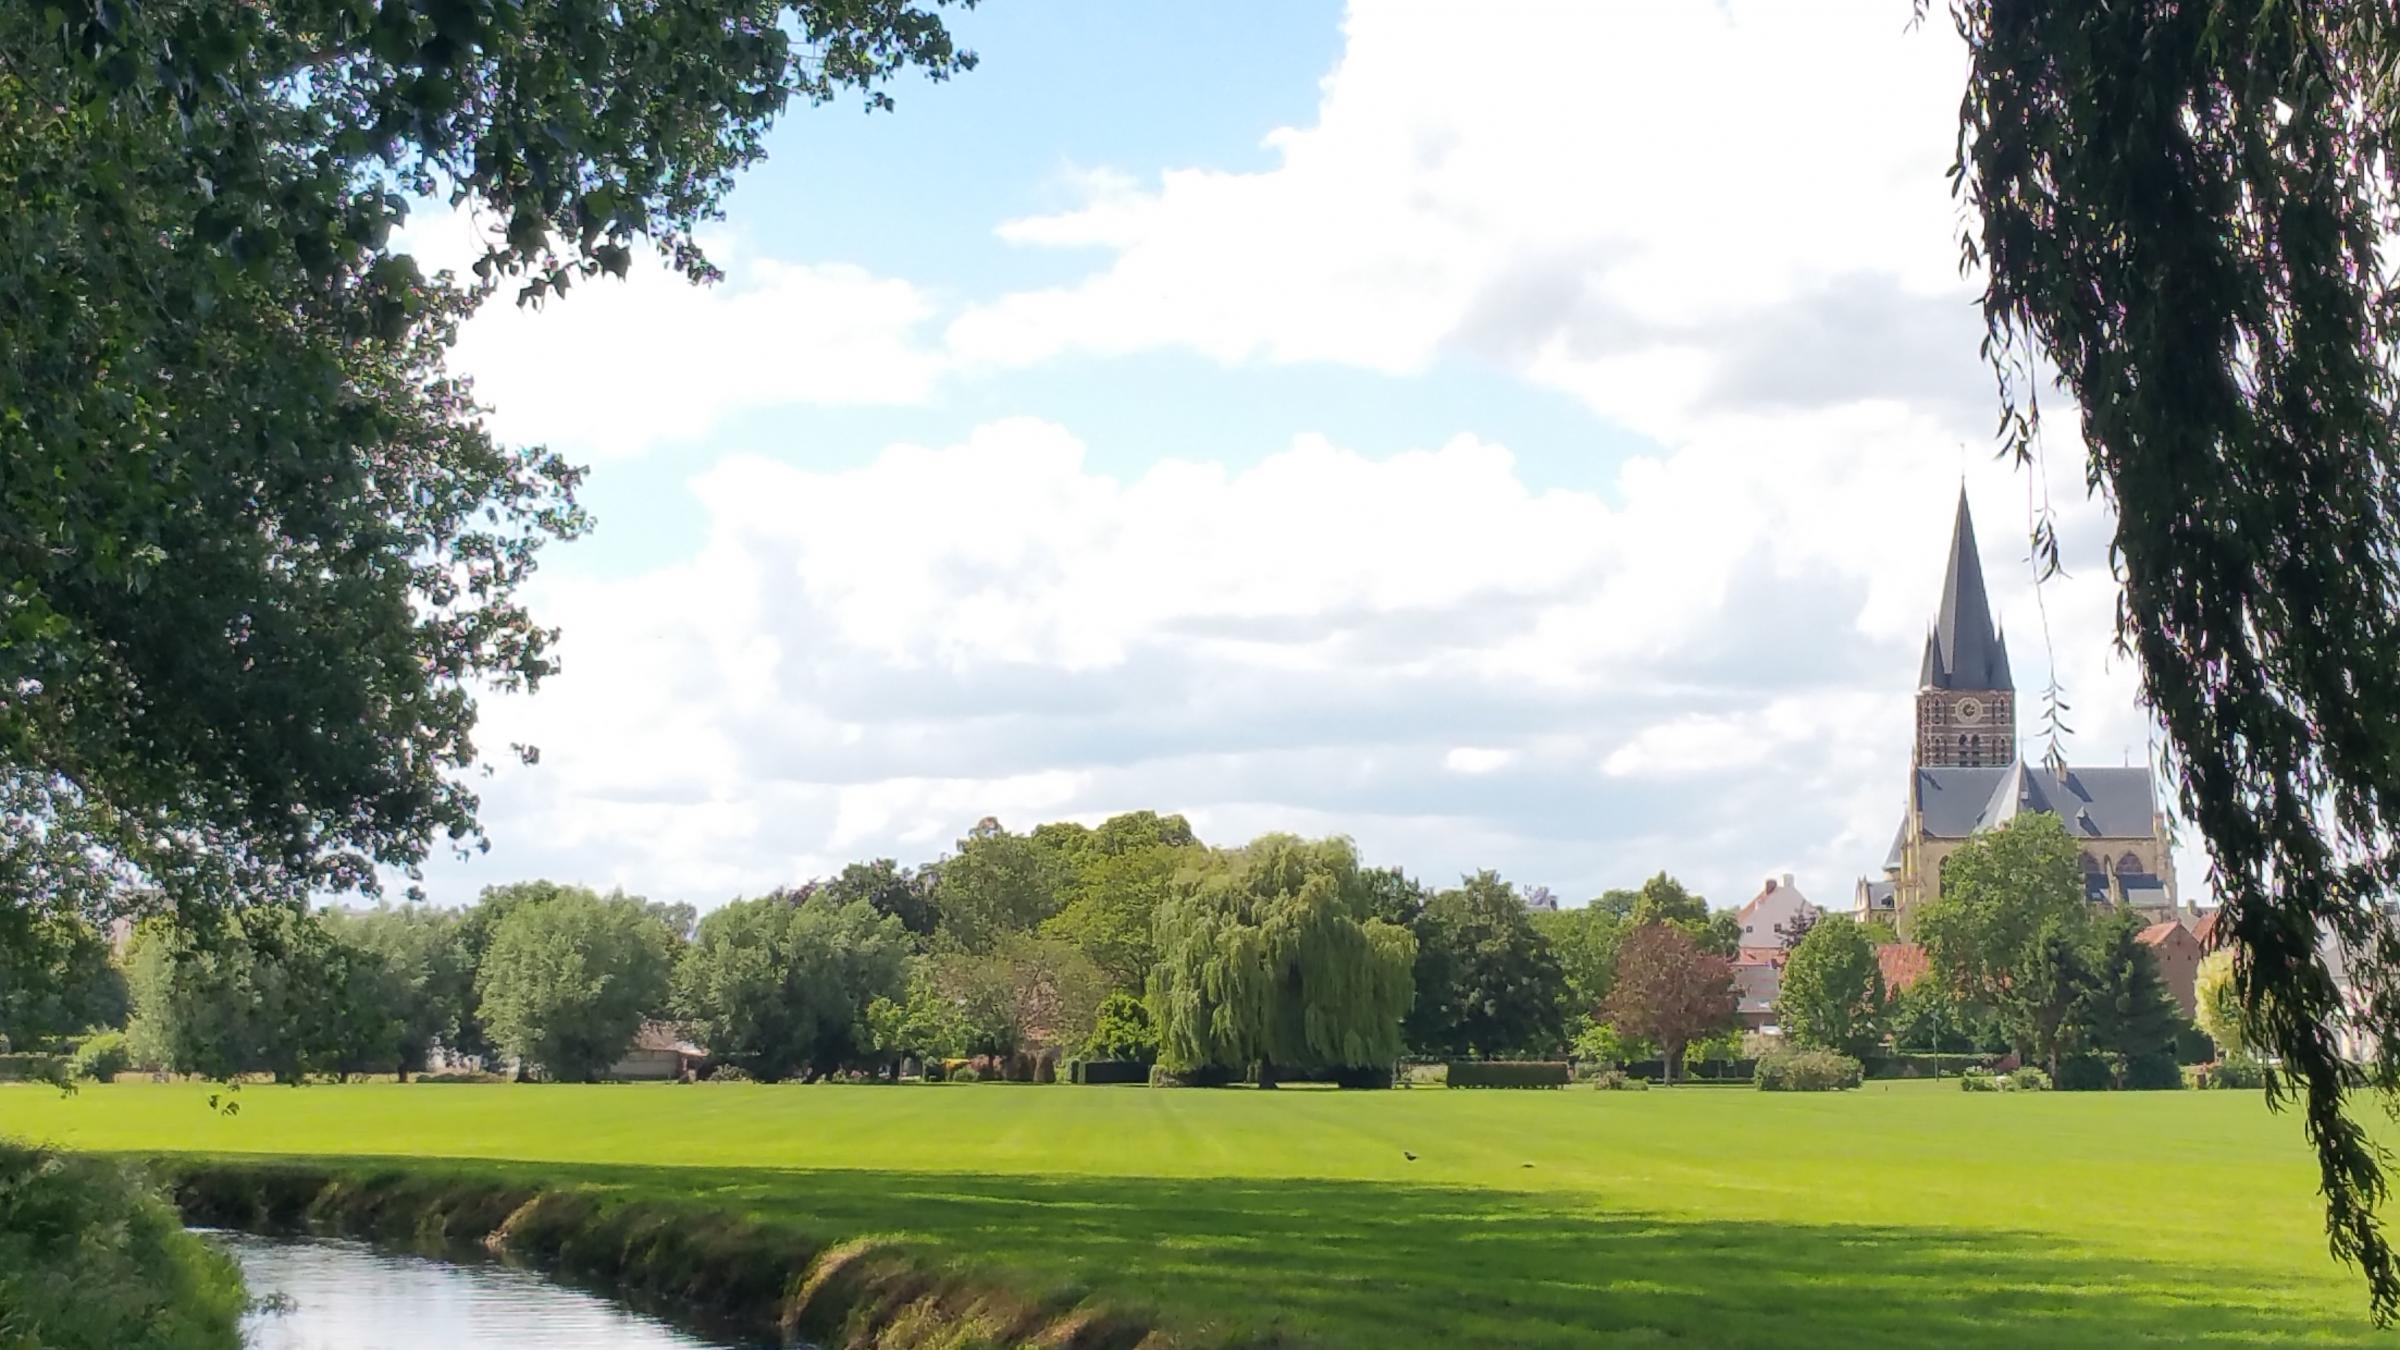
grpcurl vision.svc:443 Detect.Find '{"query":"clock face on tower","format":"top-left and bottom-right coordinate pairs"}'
top-left (1954, 696), bottom-right (1986, 724)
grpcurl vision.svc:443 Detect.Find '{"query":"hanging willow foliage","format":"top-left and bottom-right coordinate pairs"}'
top-left (1941, 0), bottom-right (2400, 1319)
top-left (1149, 834), bottom-right (1416, 1075)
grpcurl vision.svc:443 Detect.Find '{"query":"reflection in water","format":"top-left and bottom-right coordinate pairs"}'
top-left (209, 1229), bottom-right (750, 1350)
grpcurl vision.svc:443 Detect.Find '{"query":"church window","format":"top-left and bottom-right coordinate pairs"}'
top-left (2080, 851), bottom-right (2101, 874)
top-left (2117, 852), bottom-right (2143, 875)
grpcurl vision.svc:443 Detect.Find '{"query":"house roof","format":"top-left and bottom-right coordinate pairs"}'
top-left (1734, 945), bottom-right (1787, 968)
top-left (1876, 943), bottom-right (1932, 992)
top-left (1858, 878), bottom-right (1897, 910)
top-left (1914, 761), bottom-right (2160, 840)
top-left (630, 1023), bottom-right (707, 1058)
top-left (2136, 920), bottom-right (2196, 949)
top-left (1921, 489), bottom-right (2013, 692)
top-left (2193, 910), bottom-right (2225, 949)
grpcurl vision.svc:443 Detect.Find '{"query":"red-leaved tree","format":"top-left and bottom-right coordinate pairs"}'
top-left (1602, 923), bottom-right (1738, 1082)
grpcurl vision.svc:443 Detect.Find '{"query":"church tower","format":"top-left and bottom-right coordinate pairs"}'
top-left (1914, 489), bottom-right (2015, 768)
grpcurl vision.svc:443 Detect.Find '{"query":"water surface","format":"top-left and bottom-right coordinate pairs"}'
top-left (211, 1229), bottom-right (754, 1350)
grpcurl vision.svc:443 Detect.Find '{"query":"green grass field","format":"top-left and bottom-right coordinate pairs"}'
top-left (0, 1079), bottom-right (2378, 1347)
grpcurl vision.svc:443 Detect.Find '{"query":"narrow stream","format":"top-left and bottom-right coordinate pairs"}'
top-left (208, 1229), bottom-right (763, 1349)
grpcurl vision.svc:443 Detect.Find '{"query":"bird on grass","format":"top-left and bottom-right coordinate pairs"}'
top-left (1402, 1150), bottom-right (1417, 1162)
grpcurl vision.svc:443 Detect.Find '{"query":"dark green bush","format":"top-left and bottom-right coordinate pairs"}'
top-left (0, 1143), bottom-right (247, 1350)
top-left (67, 1032), bottom-right (131, 1082)
top-left (1446, 1061), bottom-right (1571, 1089)
top-left (2121, 1051), bottom-right (2184, 1090)
top-left (2055, 1055), bottom-right (2112, 1091)
top-left (1072, 1059), bottom-right (1151, 1085)
top-left (0, 1052), bottom-right (67, 1083)
top-left (1754, 1048), bottom-right (1862, 1092)
top-left (2194, 1056), bottom-right (2269, 1090)
top-left (1862, 1052), bottom-right (1995, 1079)
top-left (1148, 1064), bottom-right (1240, 1088)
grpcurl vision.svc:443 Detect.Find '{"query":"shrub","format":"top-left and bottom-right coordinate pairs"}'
top-left (705, 1064), bottom-right (755, 1083)
top-left (1033, 1053), bottom-right (1058, 1086)
top-left (1580, 1069), bottom-right (1648, 1091)
top-left (0, 1053), bottom-right (67, 1084)
top-left (2055, 1055), bottom-right (2112, 1091)
top-left (1400, 1061), bottom-right (1449, 1087)
top-left (1960, 1067), bottom-right (2000, 1092)
top-left (1754, 1047), bottom-right (1862, 1092)
top-left (0, 1143), bottom-right (248, 1350)
top-left (415, 1070), bottom-right (507, 1084)
top-left (1148, 1064), bottom-right (1240, 1088)
top-left (2121, 1051), bottom-right (2183, 1090)
top-left (2197, 1056), bottom-right (2270, 1090)
top-left (68, 1033), bottom-right (131, 1083)
top-left (951, 1064), bottom-right (986, 1083)
top-left (1446, 1060), bottom-right (1571, 1089)
top-left (2004, 1066), bottom-right (2052, 1092)
top-left (1070, 1059), bottom-right (1151, 1086)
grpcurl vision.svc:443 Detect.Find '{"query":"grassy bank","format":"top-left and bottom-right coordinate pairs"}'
top-left (0, 1142), bottom-right (247, 1350)
top-left (0, 1079), bottom-right (2378, 1347)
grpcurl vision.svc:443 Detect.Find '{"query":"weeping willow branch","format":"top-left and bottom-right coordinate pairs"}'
top-left (1939, 0), bottom-right (2400, 1320)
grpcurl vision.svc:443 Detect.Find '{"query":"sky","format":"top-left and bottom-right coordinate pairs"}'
top-left (396, 0), bottom-right (2197, 915)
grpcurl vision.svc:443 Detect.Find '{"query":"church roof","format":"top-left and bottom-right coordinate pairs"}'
top-left (1921, 489), bottom-right (2014, 692)
top-left (1913, 760), bottom-right (2159, 840)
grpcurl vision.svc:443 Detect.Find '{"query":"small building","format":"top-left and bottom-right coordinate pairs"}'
top-left (1733, 946), bottom-right (1786, 1031)
top-left (609, 1023), bottom-right (708, 1081)
top-left (1736, 875), bottom-right (1819, 948)
top-left (2136, 921), bottom-right (2204, 1019)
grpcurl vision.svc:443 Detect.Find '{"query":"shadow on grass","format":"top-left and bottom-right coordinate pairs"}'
top-left (174, 1153), bottom-right (2362, 1349)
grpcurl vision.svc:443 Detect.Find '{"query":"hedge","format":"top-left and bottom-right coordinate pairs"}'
top-left (1619, 1058), bottom-right (1752, 1082)
top-left (1069, 1060), bottom-right (1150, 1086)
top-left (1754, 1048), bottom-right (1862, 1092)
top-left (1446, 1061), bottom-right (1570, 1089)
top-left (1149, 1064), bottom-right (1241, 1088)
top-left (1860, 1052), bottom-right (1996, 1080)
top-left (0, 1053), bottom-right (65, 1084)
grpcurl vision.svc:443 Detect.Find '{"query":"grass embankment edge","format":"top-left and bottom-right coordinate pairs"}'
top-left (156, 1156), bottom-right (1186, 1350)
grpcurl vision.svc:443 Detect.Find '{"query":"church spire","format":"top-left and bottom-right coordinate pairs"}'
top-left (1923, 488), bottom-right (2012, 691)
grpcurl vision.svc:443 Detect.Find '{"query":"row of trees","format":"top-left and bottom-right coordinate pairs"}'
top-left (67, 809), bottom-right (2200, 1090)
top-left (69, 812), bottom-right (1758, 1083)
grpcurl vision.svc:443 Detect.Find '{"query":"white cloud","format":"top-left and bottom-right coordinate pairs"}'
top-left (947, 0), bottom-right (1973, 442)
top-left (1444, 747), bottom-right (1515, 775)
top-left (400, 2), bottom-right (2210, 911)
top-left (398, 209), bottom-right (947, 461)
top-left (433, 412), bottom-right (2189, 910)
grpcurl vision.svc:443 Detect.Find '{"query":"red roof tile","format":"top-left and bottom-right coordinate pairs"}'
top-left (1876, 942), bottom-right (1931, 992)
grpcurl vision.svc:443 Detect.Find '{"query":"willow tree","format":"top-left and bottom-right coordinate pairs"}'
top-left (0, 2), bottom-right (969, 914)
top-left (1946, 0), bottom-right (2400, 1314)
top-left (1150, 834), bottom-right (1416, 1081)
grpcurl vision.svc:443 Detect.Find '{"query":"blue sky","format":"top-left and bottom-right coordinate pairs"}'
top-left (409, 1), bottom-right (2191, 914)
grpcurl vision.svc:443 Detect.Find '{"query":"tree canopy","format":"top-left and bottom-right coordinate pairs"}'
top-left (0, 0), bottom-right (969, 914)
top-left (1947, 0), bottom-right (2400, 1311)
top-left (1776, 917), bottom-right (1887, 1060)
top-left (1915, 814), bottom-right (2091, 1078)
top-left (474, 887), bottom-right (673, 1081)
top-left (1601, 922), bottom-right (1736, 1082)
top-left (1150, 834), bottom-right (1416, 1077)
top-left (1406, 871), bottom-right (1567, 1057)
top-left (673, 895), bottom-right (908, 1081)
